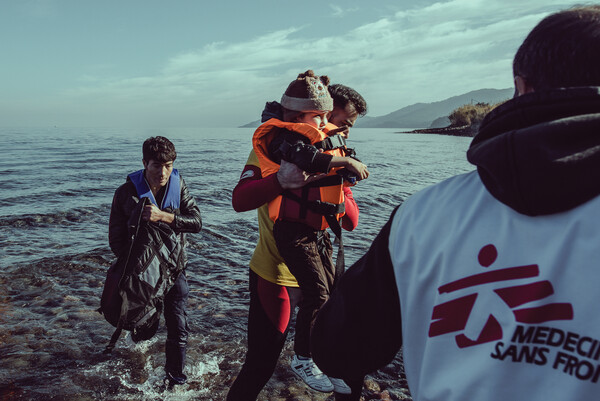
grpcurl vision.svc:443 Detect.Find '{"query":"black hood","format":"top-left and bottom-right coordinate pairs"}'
top-left (467, 87), bottom-right (600, 216)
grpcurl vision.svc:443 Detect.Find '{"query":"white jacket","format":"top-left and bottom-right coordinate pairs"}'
top-left (311, 88), bottom-right (600, 401)
top-left (391, 171), bottom-right (600, 400)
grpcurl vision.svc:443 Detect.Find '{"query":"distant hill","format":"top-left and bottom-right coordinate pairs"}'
top-left (239, 119), bottom-right (261, 128)
top-left (354, 88), bottom-right (513, 129)
top-left (238, 88), bottom-right (513, 129)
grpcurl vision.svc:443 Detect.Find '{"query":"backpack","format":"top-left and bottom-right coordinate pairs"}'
top-left (99, 197), bottom-right (184, 353)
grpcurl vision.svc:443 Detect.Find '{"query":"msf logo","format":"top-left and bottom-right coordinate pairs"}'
top-left (428, 244), bottom-right (573, 348)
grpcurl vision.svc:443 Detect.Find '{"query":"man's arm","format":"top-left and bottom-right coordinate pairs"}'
top-left (232, 164), bottom-right (282, 212)
top-left (171, 176), bottom-right (202, 233)
top-left (341, 186), bottom-right (359, 231)
top-left (232, 159), bottom-right (326, 212)
top-left (311, 207), bottom-right (403, 380)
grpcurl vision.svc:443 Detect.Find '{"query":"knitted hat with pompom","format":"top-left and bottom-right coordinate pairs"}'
top-left (280, 70), bottom-right (333, 112)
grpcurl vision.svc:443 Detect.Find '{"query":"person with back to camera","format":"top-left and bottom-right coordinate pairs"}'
top-left (227, 75), bottom-right (369, 400)
top-left (310, 6), bottom-right (600, 401)
top-left (109, 136), bottom-right (202, 387)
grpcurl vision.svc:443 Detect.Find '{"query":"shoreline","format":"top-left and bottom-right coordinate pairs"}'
top-left (397, 125), bottom-right (475, 137)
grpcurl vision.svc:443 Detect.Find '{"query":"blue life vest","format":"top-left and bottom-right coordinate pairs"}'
top-left (127, 169), bottom-right (181, 210)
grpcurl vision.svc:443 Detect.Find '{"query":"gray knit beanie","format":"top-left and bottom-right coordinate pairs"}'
top-left (280, 70), bottom-right (334, 112)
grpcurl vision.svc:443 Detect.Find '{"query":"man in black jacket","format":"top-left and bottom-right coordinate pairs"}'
top-left (311, 6), bottom-right (600, 401)
top-left (109, 136), bottom-right (202, 386)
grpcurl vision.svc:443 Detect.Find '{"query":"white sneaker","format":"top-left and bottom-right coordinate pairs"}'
top-left (290, 355), bottom-right (334, 393)
top-left (329, 377), bottom-right (351, 394)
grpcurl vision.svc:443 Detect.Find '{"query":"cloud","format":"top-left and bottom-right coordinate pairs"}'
top-left (62, 0), bottom-right (580, 127)
top-left (329, 4), bottom-right (360, 17)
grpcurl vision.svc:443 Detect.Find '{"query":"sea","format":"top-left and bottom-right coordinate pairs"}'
top-left (0, 127), bottom-right (474, 401)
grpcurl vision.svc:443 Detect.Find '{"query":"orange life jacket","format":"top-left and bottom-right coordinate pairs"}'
top-left (253, 118), bottom-right (347, 230)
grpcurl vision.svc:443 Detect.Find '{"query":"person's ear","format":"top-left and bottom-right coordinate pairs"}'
top-left (142, 159), bottom-right (148, 169)
top-left (514, 75), bottom-right (535, 96)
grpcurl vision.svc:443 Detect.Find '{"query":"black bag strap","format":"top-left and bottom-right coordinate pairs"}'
top-left (103, 324), bottom-right (123, 354)
top-left (117, 198), bottom-right (148, 287)
top-left (304, 174), bottom-right (344, 188)
top-left (324, 214), bottom-right (345, 282)
top-left (315, 134), bottom-right (347, 151)
top-left (313, 133), bottom-right (359, 161)
top-left (282, 190), bottom-right (345, 217)
top-left (103, 198), bottom-right (148, 354)
top-left (103, 285), bottom-right (131, 353)
top-left (344, 147), bottom-right (357, 158)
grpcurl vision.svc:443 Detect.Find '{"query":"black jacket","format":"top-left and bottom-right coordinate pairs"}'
top-left (468, 86), bottom-right (600, 216)
top-left (101, 197), bottom-right (185, 333)
top-left (109, 174), bottom-right (202, 266)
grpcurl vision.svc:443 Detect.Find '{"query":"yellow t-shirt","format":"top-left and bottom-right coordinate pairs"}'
top-left (246, 150), bottom-right (299, 287)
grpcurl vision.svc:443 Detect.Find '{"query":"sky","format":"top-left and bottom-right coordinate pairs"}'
top-left (0, 0), bottom-right (588, 128)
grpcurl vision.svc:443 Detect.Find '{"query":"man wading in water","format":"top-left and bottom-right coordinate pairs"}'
top-left (109, 136), bottom-right (202, 386)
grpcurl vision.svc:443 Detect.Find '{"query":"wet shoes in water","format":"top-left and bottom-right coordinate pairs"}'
top-left (290, 355), bottom-right (334, 393)
top-left (328, 377), bottom-right (351, 394)
top-left (166, 372), bottom-right (187, 386)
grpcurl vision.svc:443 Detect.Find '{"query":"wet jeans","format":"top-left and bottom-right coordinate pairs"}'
top-left (164, 272), bottom-right (189, 378)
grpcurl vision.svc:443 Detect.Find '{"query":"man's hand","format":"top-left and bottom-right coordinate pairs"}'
top-left (345, 159), bottom-right (370, 181)
top-left (277, 160), bottom-right (325, 189)
top-left (142, 203), bottom-right (175, 224)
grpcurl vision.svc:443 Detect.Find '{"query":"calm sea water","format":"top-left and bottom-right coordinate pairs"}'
top-left (0, 127), bottom-right (473, 400)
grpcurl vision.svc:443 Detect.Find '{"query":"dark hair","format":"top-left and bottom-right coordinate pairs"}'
top-left (513, 6), bottom-right (600, 90)
top-left (328, 84), bottom-right (368, 116)
top-left (142, 136), bottom-right (177, 163)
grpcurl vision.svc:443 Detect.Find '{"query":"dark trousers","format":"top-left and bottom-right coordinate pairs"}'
top-left (227, 270), bottom-right (302, 400)
top-left (227, 270), bottom-right (363, 401)
top-left (273, 220), bottom-right (336, 357)
top-left (164, 272), bottom-right (189, 377)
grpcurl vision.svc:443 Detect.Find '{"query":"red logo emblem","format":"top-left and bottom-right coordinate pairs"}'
top-left (428, 244), bottom-right (573, 348)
